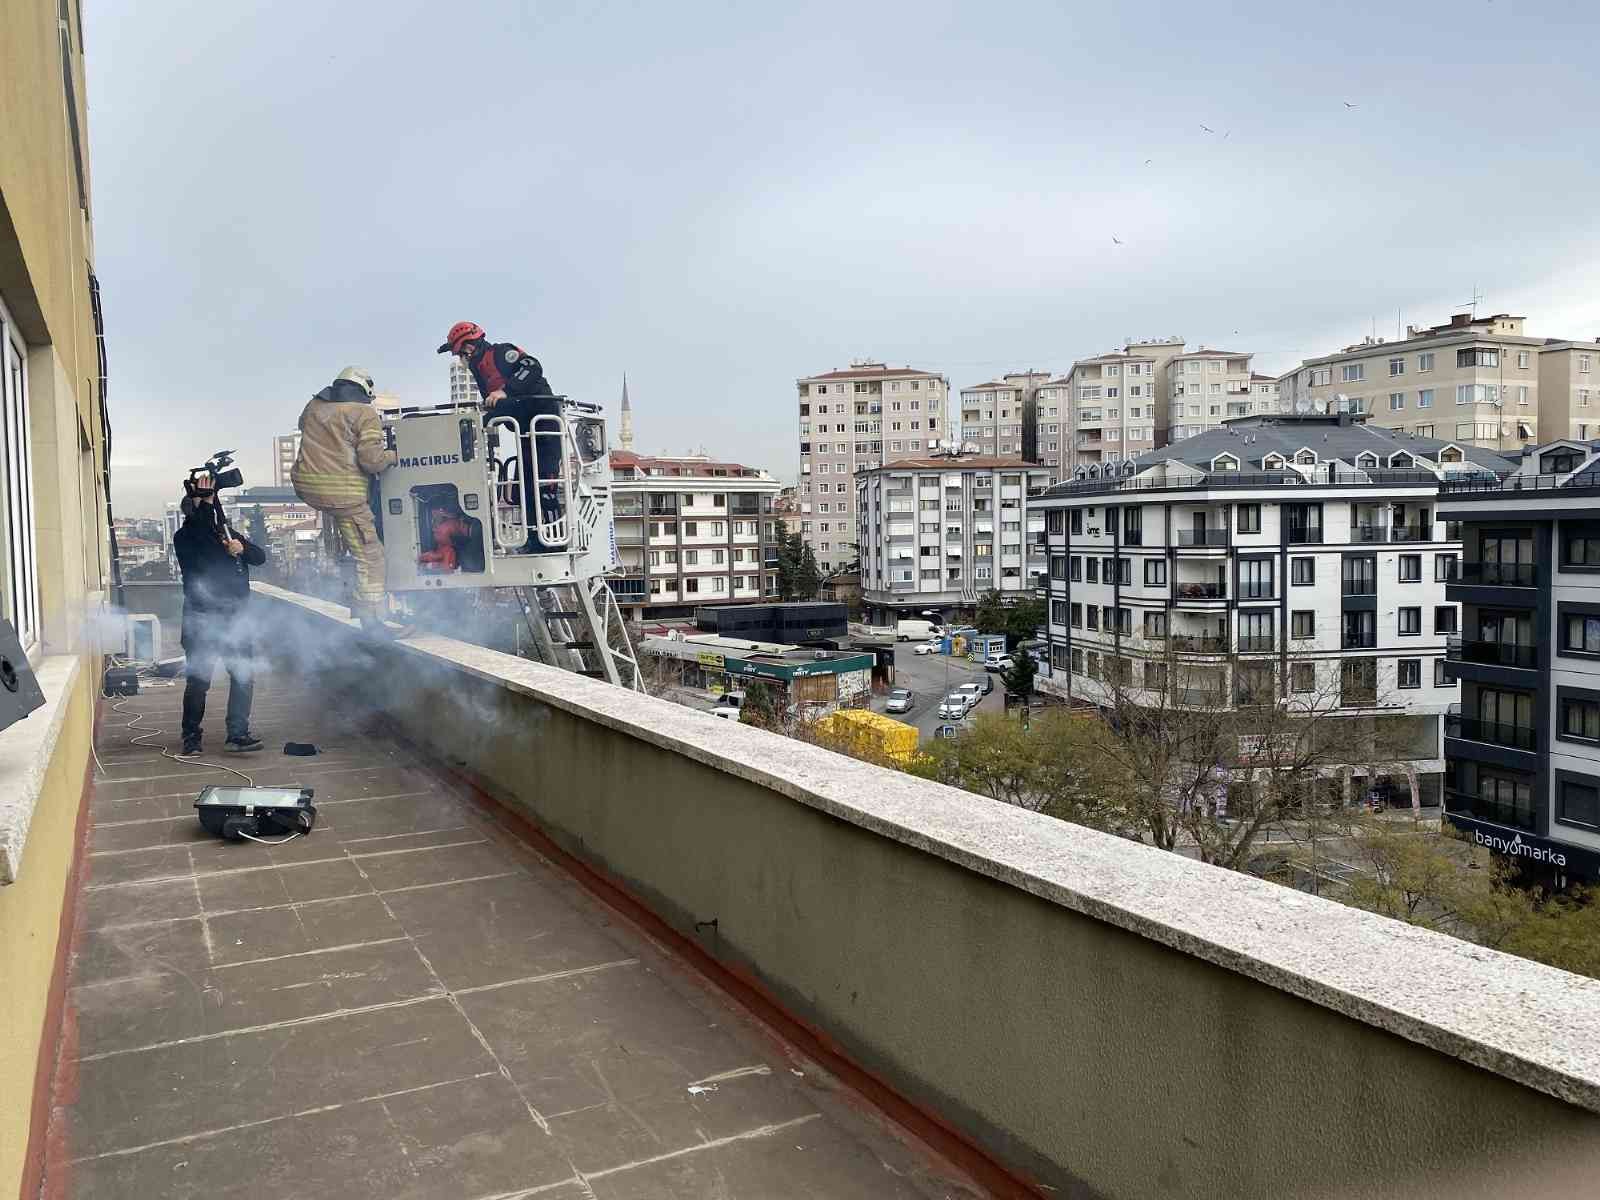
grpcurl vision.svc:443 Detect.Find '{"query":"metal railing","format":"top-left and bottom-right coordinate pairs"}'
top-left (1238, 583), bottom-right (1274, 600)
top-left (1043, 467), bottom-right (1447, 500)
top-left (1390, 525), bottom-right (1431, 543)
top-left (1176, 688), bottom-right (1228, 706)
top-left (1176, 529), bottom-right (1228, 546)
top-left (1237, 635), bottom-right (1276, 652)
top-left (1440, 468), bottom-right (1600, 495)
top-left (1445, 636), bottom-right (1538, 669)
top-left (1445, 715), bottom-right (1537, 751)
top-left (1457, 561), bottom-right (1537, 587)
top-left (1445, 789), bottom-right (1536, 832)
top-left (1286, 527), bottom-right (1324, 544)
top-left (1174, 583), bottom-right (1226, 600)
top-left (1170, 634), bottom-right (1229, 652)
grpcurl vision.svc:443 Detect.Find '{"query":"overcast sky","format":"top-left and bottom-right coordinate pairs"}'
top-left (88, 0), bottom-right (1600, 517)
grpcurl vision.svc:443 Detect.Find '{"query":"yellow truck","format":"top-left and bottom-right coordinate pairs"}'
top-left (814, 708), bottom-right (920, 764)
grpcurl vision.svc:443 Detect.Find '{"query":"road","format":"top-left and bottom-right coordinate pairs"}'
top-left (869, 643), bottom-right (1006, 742)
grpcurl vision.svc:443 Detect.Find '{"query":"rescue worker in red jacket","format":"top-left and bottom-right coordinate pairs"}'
top-left (437, 321), bottom-right (562, 552)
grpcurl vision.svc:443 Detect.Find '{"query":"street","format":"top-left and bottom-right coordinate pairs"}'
top-left (869, 642), bottom-right (1006, 742)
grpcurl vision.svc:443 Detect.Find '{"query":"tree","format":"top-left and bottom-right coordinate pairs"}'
top-left (1002, 650), bottom-right (1036, 700)
top-left (738, 680), bottom-right (785, 731)
top-left (773, 520), bottom-right (821, 601)
top-left (1004, 596), bottom-right (1045, 649)
top-left (795, 543), bottom-right (822, 600)
top-left (974, 589), bottom-right (1006, 636)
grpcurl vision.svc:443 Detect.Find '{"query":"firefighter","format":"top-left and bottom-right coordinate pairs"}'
top-left (291, 366), bottom-right (398, 635)
top-left (437, 321), bottom-right (562, 551)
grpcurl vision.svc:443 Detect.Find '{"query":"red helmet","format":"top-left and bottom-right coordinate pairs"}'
top-left (437, 321), bottom-right (485, 355)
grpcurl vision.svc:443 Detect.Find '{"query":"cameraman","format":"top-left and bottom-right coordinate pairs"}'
top-left (173, 471), bottom-right (266, 756)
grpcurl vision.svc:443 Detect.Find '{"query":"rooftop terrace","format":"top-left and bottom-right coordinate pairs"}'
top-left (41, 584), bottom-right (1600, 1198)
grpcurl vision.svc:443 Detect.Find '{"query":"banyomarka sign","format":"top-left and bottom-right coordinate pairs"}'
top-left (1445, 813), bottom-right (1600, 879)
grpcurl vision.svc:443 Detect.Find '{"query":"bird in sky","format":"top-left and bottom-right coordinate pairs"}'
top-left (1344, 101), bottom-right (1358, 108)
top-left (1112, 236), bottom-right (1124, 246)
top-left (1200, 124), bottom-right (1215, 133)
top-left (1144, 158), bottom-right (1152, 165)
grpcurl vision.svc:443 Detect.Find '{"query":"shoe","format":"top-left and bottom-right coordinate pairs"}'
top-left (177, 739), bottom-right (203, 758)
top-left (224, 732), bottom-right (264, 753)
top-left (359, 613), bottom-right (396, 641)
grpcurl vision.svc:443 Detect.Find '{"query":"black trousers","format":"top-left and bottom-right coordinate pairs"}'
top-left (182, 641), bottom-right (255, 741)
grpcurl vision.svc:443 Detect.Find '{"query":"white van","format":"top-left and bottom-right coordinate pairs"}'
top-left (896, 618), bottom-right (938, 642)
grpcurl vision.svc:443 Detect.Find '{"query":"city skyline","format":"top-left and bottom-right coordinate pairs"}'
top-left (88, 1), bottom-right (1600, 519)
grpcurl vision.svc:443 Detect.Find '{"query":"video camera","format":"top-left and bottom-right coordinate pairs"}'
top-left (184, 449), bottom-right (243, 500)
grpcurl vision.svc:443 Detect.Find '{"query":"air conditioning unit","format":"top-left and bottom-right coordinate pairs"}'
top-left (125, 614), bottom-right (161, 664)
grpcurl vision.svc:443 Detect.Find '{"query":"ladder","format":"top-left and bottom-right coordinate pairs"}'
top-left (511, 578), bottom-right (643, 691)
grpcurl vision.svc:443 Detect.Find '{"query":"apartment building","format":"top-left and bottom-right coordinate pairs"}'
top-left (1245, 373), bottom-right (1282, 416)
top-left (1167, 348), bottom-right (1255, 442)
top-left (272, 432), bottom-right (300, 486)
top-left (1036, 414), bottom-right (1514, 807)
top-left (1439, 440), bottom-right (1600, 886)
top-left (449, 356), bottom-right (477, 407)
top-left (609, 450), bottom-right (782, 620)
top-left (0, 4), bottom-right (115, 1195)
top-left (1277, 312), bottom-right (1600, 451)
top-left (1535, 340), bottom-right (1600, 444)
top-left (796, 361), bottom-right (948, 575)
top-left (1062, 337), bottom-right (1187, 472)
top-left (958, 370), bottom-right (1053, 463)
top-left (856, 456), bottom-right (1052, 621)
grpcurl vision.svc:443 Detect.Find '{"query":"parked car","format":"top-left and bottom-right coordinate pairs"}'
top-left (955, 682), bottom-right (983, 709)
top-left (885, 688), bottom-right (913, 714)
top-left (913, 640), bottom-right (939, 656)
top-left (711, 690), bottom-right (745, 720)
top-left (983, 653), bottom-right (1014, 673)
top-left (937, 694), bottom-right (968, 721)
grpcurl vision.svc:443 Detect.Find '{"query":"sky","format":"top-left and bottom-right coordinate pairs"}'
top-left (86, 0), bottom-right (1600, 517)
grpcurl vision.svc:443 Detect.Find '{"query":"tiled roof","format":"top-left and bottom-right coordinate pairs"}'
top-left (801, 365), bottom-right (941, 382)
top-left (868, 456), bottom-right (1046, 470)
top-left (1128, 417), bottom-right (1513, 474)
top-left (610, 449), bottom-right (765, 476)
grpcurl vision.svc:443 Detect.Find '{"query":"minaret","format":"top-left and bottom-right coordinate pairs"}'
top-left (619, 374), bottom-right (634, 452)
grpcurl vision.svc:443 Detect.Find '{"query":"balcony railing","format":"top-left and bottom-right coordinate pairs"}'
top-left (1286, 527), bottom-right (1323, 544)
top-left (1237, 583), bottom-right (1274, 600)
top-left (1445, 636), bottom-right (1538, 669)
top-left (1389, 525), bottom-right (1431, 543)
top-left (1174, 582), bottom-right (1225, 600)
top-left (1176, 687), bottom-right (1228, 706)
top-left (1176, 529), bottom-right (1228, 546)
top-left (1237, 635), bottom-right (1276, 652)
top-left (1445, 714), bottom-right (1537, 751)
top-left (1341, 580), bottom-right (1377, 596)
top-left (1446, 789), bottom-right (1537, 832)
top-left (1354, 525), bottom-right (1388, 543)
top-left (1170, 634), bottom-right (1228, 653)
top-left (1457, 561), bottom-right (1537, 587)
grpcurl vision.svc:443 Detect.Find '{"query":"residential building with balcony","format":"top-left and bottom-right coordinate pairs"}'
top-left (957, 369), bottom-right (1053, 464)
top-left (609, 450), bottom-right (781, 620)
top-left (856, 456), bottom-right (1051, 621)
top-left (448, 355), bottom-right (477, 407)
top-left (1439, 440), bottom-right (1600, 886)
top-left (1166, 348), bottom-right (1255, 442)
top-left (1062, 337), bottom-right (1186, 472)
top-left (796, 361), bottom-right (948, 576)
top-left (272, 431), bottom-right (301, 486)
top-left (1035, 414), bottom-right (1513, 807)
top-left (1277, 312), bottom-right (1598, 451)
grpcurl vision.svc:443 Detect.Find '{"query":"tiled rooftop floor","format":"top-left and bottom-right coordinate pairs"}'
top-left (49, 673), bottom-right (989, 1199)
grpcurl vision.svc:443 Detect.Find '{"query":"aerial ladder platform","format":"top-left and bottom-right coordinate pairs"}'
top-left (374, 396), bottom-right (643, 691)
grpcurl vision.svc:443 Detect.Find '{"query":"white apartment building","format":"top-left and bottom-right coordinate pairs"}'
top-left (1277, 313), bottom-right (1599, 451)
top-left (609, 451), bottom-right (782, 620)
top-left (796, 361), bottom-right (949, 575)
top-left (856, 456), bottom-right (1052, 621)
top-left (449, 357), bottom-right (477, 407)
top-left (272, 432), bottom-right (300, 487)
top-left (958, 370), bottom-right (1053, 463)
top-left (1244, 373), bottom-right (1282, 417)
top-left (1036, 414), bottom-right (1514, 806)
top-left (1167, 348), bottom-right (1255, 442)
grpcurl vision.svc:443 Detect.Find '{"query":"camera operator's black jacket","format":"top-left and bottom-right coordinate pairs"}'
top-left (173, 506), bottom-right (266, 650)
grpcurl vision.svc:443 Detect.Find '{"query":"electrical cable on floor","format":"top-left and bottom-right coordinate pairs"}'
top-left (98, 654), bottom-right (256, 787)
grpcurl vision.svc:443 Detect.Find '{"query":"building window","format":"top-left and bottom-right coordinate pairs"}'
top-left (1343, 610), bottom-right (1376, 649)
top-left (1389, 358), bottom-right (1405, 377)
top-left (1417, 424), bottom-right (1434, 437)
top-left (1291, 662), bottom-right (1315, 694)
top-left (1435, 605), bottom-right (1458, 634)
top-left (1417, 389), bottom-right (1433, 409)
top-left (1398, 554), bottom-right (1421, 582)
top-left (1086, 558), bottom-right (1098, 584)
top-left (1070, 510), bottom-right (1083, 535)
top-left (1418, 352), bottom-right (1434, 372)
top-left (1069, 602), bottom-right (1082, 628)
top-left (1, 324), bottom-right (39, 649)
top-left (1291, 557), bottom-right (1314, 586)
top-left (1342, 556), bottom-right (1377, 595)
top-left (1398, 607), bottom-right (1421, 636)
top-left (1291, 610), bottom-right (1314, 639)
top-left (1144, 559), bottom-right (1166, 586)
top-left (1237, 504), bottom-right (1261, 534)
top-left (1390, 393), bottom-right (1404, 411)
top-left (1116, 558), bottom-right (1132, 586)
top-left (1070, 556), bottom-right (1081, 581)
top-left (1340, 658), bottom-right (1377, 704)
top-left (1145, 610), bottom-right (1166, 638)
top-left (1562, 526), bottom-right (1600, 568)
top-left (1341, 363), bottom-right (1364, 382)
top-left (1086, 606), bottom-right (1099, 630)
top-left (1397, 658), bottom-right (1421, 689)
top-left (1239, 559), bottom-right (1272, 599)
top-left (1457, 347), bottom-right (1499, 368)
top-left (1560, 780), bottom-right (1600, 831)
top-left (1435, 553), bottom-right (1458, 581)
top-left (1434, 659), bottom-right (1449, 687)
top-left (1560, 697), bottom-right (1600, 742)
top-left (1561, 612), bottom-right (1600, 656)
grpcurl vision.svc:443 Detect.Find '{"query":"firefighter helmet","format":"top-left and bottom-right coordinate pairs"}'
top-left (437, 321), bottom-right (486, 355)
top-left (334, 366), bottom-right (376, 398)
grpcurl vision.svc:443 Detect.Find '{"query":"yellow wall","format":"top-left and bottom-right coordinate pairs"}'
top-left (0, 0), bottom-right (106, 1195)
top-left (0, 672), bottom-right (91, 1197)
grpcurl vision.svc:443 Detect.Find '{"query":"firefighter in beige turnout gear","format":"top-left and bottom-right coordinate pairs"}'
top-left (291, 367), bottom-right (398, 634)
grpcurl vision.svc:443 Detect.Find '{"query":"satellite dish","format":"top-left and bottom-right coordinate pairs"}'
top-left (1294, 397), bottom-right (1311, 414)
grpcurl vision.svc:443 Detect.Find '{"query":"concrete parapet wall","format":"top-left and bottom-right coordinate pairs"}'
top-left (257, 584), bottom-right (1600, 1199)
